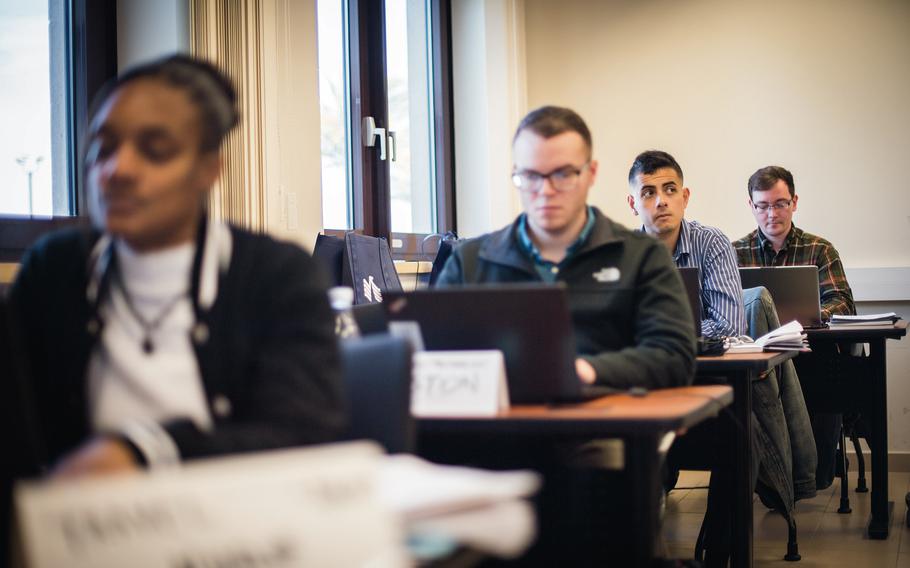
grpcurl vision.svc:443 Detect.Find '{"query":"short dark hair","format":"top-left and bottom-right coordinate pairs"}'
top-left (747, 166), bottom-right (795, 199)
top-left (628, 150), bottom-right (683, 185)
top-left (513, 106), bottom-right (593, 157)
top-left (90, 54), bottom-right (239, 153)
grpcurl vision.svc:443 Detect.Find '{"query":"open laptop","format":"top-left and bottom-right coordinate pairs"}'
top-left (383, 284), bottom-right (616, 403)
top-left (677, 267), bottom-right (703, 338)
top-left (739, 266), bottom-right (825, 328)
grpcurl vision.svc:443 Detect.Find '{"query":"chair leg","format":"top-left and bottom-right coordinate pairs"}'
top-left (837, 425), bottom-right (852, 514)
top-left (694, 513), bottom-right (707, 563)
top-left (905, 492), bottom-right (910, 528)
top-left (784, 514), bottom-right (801, 562)
top-left (851, 430), bottom-right (868, 493)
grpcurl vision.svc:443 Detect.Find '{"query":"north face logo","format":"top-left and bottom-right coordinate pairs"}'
top-left (362, 275), bottom-right (383, 303)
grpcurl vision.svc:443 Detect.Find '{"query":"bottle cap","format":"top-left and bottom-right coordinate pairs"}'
top-left (328, 286), bottom-right (355, 310)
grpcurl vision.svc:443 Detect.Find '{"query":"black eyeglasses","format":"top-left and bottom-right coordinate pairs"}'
top-left (512, 162), bottom-right (590, 193)
top-left (752, 199), bottom-right (792, 213)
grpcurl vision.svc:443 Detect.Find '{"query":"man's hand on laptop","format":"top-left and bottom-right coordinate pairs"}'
top-left (575, 358), bottom-right (597, 384)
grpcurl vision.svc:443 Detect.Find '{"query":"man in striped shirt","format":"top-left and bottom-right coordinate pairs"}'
top-left (627, 150), bottom-right (746, 339)
top-left (732, 165), bottom-right (855, 320)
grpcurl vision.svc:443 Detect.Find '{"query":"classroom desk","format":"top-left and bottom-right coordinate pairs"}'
top-left (692, 350), bottom-right (799, 568)
top-left (418, 385), bottom-right (733, 567)
top-left (797, 320), bottom-right (907, 539)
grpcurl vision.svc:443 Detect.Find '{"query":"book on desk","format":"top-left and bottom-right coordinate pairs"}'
top-left (727, 320), bottom-right (809, 353)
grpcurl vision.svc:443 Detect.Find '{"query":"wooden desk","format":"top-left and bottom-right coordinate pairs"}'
top-left (419, 385), bottom-right (732, 567)
top-left (799, 320), bottom-right (907, 539)
top-left (692, 350), bottom-right (799, 568)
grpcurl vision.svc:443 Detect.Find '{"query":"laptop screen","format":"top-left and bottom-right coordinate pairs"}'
top-left (383, 284), bottom-right (583, 403)
top-left (739, 266), bottom-right (823, 327)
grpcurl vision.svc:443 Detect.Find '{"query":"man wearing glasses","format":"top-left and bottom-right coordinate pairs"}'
top-left (734, 165), bottom-right (855, 491)
top-left (733, 165), bottom-right (855, 321)
top-left (437, 106), bottom-right (694, 389)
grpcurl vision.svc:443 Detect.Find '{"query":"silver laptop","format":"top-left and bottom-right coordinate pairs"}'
top-left (738, 266), bottom-right (824, 328)
top-left (383, 284), bottom-right (617, 403)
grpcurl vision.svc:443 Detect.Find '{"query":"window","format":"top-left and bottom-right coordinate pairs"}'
top-left (316, 0), bottom-right (455, 247)
top-left (0, 0), bottom-right (117, 262)
top-left (0, 0), bottom-right (66, 217)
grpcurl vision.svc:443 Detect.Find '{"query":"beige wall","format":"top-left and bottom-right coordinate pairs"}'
top-left (523, 0), bottom-right (910, 269)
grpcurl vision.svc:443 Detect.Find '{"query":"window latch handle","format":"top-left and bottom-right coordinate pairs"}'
top-left (362, 116), bottom-right (386, 160)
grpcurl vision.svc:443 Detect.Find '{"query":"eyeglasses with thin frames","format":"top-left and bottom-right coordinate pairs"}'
top-left (512, 162), bottom-right (590, 193)
top-left (752, 199), bottom-right (792, 213)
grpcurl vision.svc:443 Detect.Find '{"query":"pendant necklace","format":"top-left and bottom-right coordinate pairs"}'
top-left (114, 266), bottom-right (187, 355)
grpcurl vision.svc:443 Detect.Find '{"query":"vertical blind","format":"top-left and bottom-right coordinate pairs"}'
top-left (189, 0), bottom-right (266, 231)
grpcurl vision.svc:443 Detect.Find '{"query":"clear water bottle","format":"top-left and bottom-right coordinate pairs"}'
top-left (328, 286), bottom-right (361, 339)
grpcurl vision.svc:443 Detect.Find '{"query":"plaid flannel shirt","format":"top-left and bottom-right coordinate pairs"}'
top-left (733, 225), bottom-right (855, 320)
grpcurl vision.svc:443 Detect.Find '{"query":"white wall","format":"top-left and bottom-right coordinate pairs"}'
top-left (522, 0), bottom-right (910, 270)
top-left (519, 0), bottom-right (910, 453)
top-left (451, 0), bottom-right (525, 237)
top-left (117, 0), bottom-right (189, 69)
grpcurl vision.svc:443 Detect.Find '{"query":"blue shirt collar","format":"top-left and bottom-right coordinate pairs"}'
top-left (517, 205), bottom-right (596, 268)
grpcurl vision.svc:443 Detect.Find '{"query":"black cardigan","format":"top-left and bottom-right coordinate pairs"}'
top-left (8, 221), bottom-right (346, 470)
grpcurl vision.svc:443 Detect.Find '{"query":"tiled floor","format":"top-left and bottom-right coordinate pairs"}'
top-left (661, 470), bottom-right (910, 567)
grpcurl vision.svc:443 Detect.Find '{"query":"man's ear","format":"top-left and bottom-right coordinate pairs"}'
top-left (587, 159), bottom-right (599, 184)
top-left (791, 193), bottom-right (798, 212)
top-left (682, 186), bottom-right (691, 208)
top-left (627, 194), bottom-right (639, 216)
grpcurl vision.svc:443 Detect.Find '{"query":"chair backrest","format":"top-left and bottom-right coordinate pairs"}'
top-left (312, 233), bottom-right (345, 287)
top-left (342, 233), bottom-right (402, 304)
top-left (428, 239), bottom-right (455, 287)
top-left (339, 334), bottom-right (414, 453)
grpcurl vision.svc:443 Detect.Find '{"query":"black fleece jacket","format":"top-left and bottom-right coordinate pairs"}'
top-left (436, 208), bottom-right (696, 390)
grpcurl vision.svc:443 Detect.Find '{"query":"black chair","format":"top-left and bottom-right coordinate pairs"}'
top-left (339, 334), bottom-right (414, 454)
top-left (312, 233), bottom-right (346, 286)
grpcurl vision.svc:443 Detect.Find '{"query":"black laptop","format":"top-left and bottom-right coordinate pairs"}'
top-left (677, 267), bottom-right (703, 338)
top-left (739, 266), bottom-right (824, 328)
top-left (383, 284), bottom-right (616, 403)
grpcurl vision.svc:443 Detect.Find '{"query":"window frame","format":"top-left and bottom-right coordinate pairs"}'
top-left (0, 0), bottom-right (117, 263)
top-left (335, 0), bottom-right (456, 251)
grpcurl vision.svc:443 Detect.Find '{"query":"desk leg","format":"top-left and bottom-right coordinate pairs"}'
top-left (731, 369), bottom-right (754, 568)
top-left (705, 369), bottom-right (753, 568)
top-left (627, 434), bottom-right (661, 566)
top-left (867, 338), bottom-right (893, 539)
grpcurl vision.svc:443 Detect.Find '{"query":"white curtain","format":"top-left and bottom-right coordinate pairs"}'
top-left (189, 0), bottom-right (266, 231)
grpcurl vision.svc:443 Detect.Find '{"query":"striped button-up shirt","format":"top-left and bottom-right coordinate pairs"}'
top-left (670, 219), bottom-right (747, 339)
top-left (732, 225), bottom-right (855, 320)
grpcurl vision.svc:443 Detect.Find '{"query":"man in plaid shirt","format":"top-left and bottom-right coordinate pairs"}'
top-left (734, 164), bottom-right (856, 491)
top-left (733, 165), bottom-right (855, 320)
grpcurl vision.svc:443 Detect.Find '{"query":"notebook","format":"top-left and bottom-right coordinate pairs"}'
top-left (739, 266), bottom-right (824, 328)
top-left (677, 267), bottom-right (703, 338)
top-left (382, 284), bottom-right (616, 403)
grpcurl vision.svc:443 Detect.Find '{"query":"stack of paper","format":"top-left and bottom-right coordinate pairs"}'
top-left (727, 320), bottom-right (809, 353)
top-left (829, 312), bottom-right (899, 328)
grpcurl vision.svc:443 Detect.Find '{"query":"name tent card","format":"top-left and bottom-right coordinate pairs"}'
top-left (411, 350), bottom-right (510, 417)
top-left (15, 442), bottom-right (408, 568)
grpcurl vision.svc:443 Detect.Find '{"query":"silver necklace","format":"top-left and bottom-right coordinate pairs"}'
top-left (113, 267), bottom-right (187, 355)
